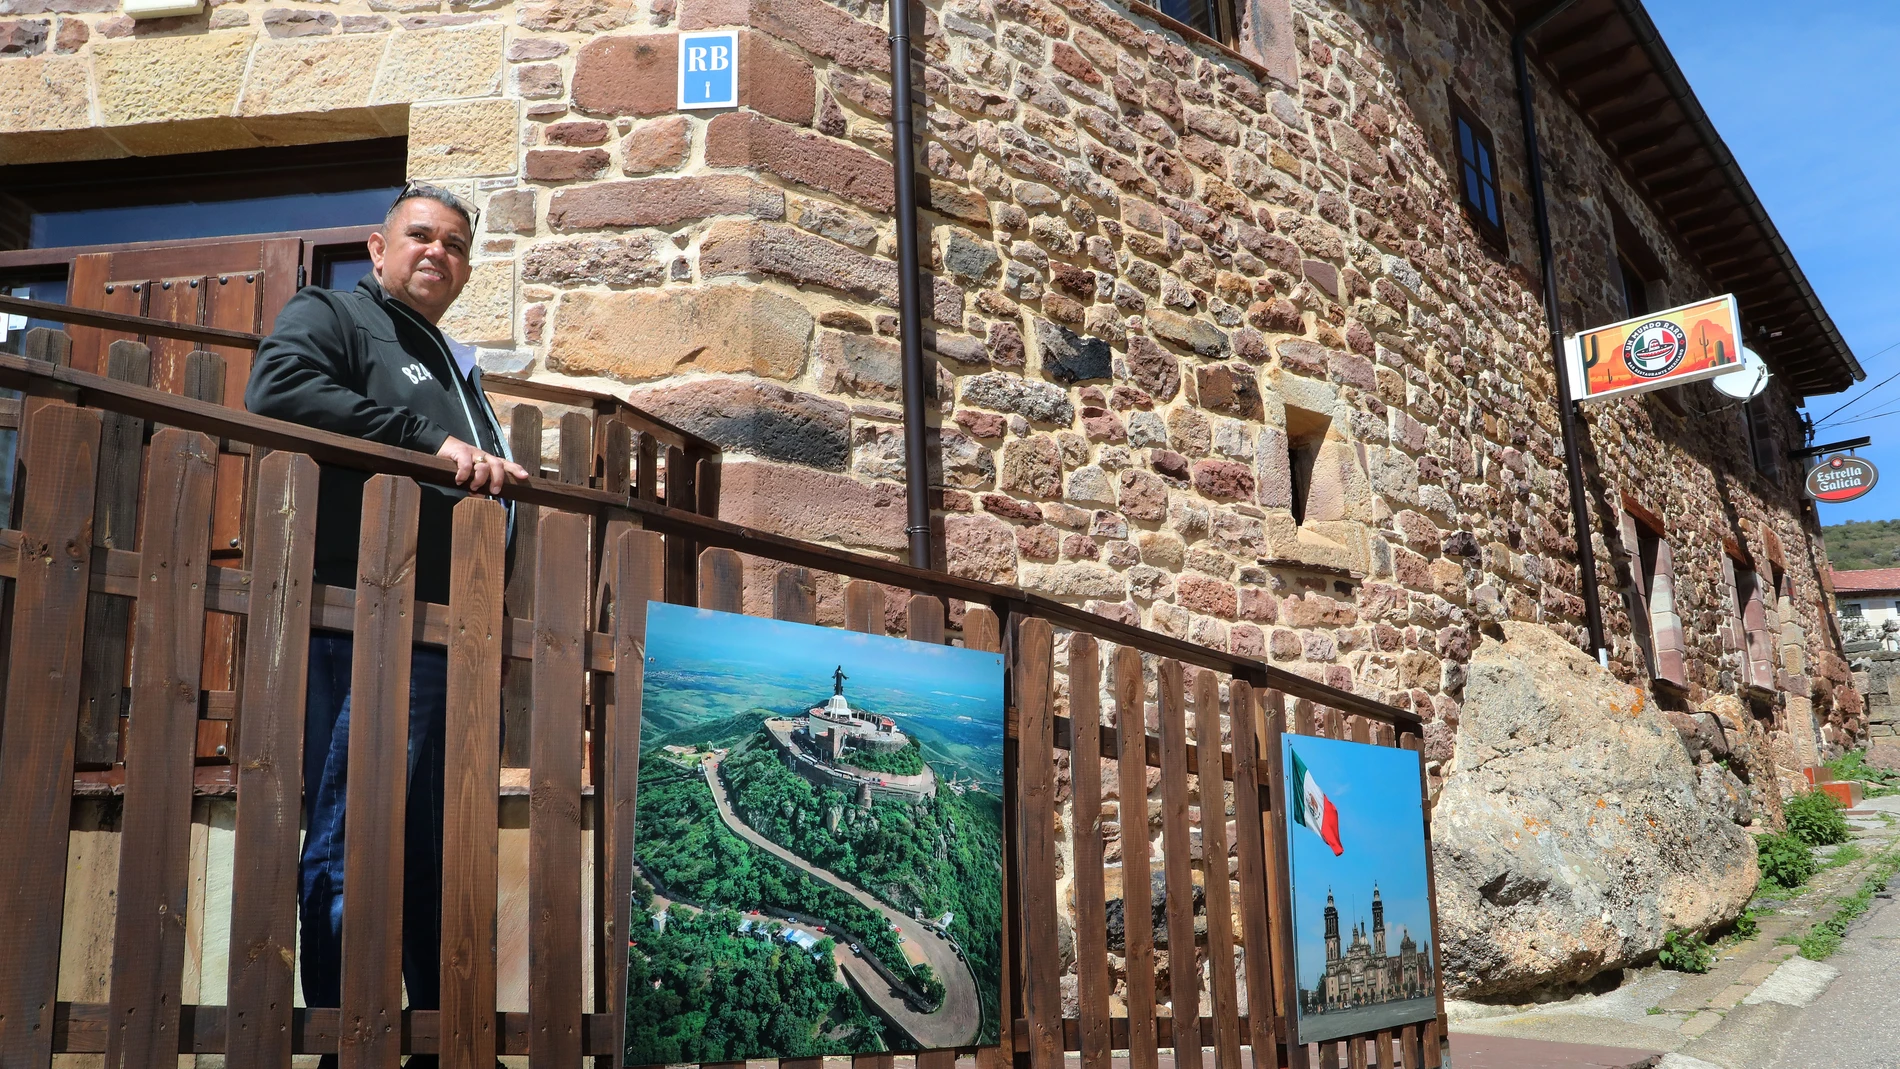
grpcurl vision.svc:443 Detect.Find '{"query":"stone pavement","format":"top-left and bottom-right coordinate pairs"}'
top-left (1446, 794), bottom-right (1900, 1069)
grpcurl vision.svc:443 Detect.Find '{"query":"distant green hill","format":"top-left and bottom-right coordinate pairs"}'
top-left (1824, 520), bottom-right (1900, 570)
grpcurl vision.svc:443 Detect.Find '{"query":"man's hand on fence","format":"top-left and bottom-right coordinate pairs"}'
top-left (437, 435), bottom-right (529, 495)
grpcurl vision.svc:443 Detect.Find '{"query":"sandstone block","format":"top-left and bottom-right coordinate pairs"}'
top-left (1438, 623), bottom-right (1758, 997)
top-left (741, 30), bottom-right (816, 125)
top-left (0, 54), bottom-right (89, 132)
top-left (261, 8), bottom-right (336, 37)
top-left (1148, 313), bottom-right (1227, 357)
top-left (571, 32), bottom-right (676, 116)
top-left (705, 110), bottom-right (893, 213)
top-left (1192, 459), bottom-right (1254, 500)
top-left (374, 24), bottom-right (505, 103)
top-left (1119, 469), bottom-right (1166, 521)
top-left (943, 232), bottom-right (1000, 281)
top-left (1124, 335), bottom-right (1180, 401)
top-left (622, 114), bottom-right (691, 173)
top-left (945, 513), bottom-right (1018, 585)
top-left (635, 379), bottom-right (848, 471)
top-left (1195, 362), bottom-right (1263, 419)
top-left (521, 234), bottom-right (661, 286)
top-left (684, 0), bottom-right (888, 72)
top-left (438, 260), bottom-right (514, 345)
top-left (525, 147), bottom-right (611, 182)
top-left (548, 175), bottom-right (785, 229)
top-left (240, 36), bottom-right (385, 115)
top-left (546, 120), bottom-right (611, 146)
top-left (719, 459), bottom-right (905, 551)
top-left (95, 32), bottom-right (253, 126)
top-left (517, 0), bottom-right (635, 32)
top-left (1178, 574), bottom-right (1237, 617)
top-left (486, 189), bottom-right (536, 233)
top-left (1000, 437), bottom-right (1062, 499)
top-left (546, 285), bottom-right (811, 384)
top-left (697, 220), bottom-right (964, 323)
top-left (515, 62), bottom-right (564, 99)
top-left (408, 97), bottom-right (518, 177)
top-left (816, 330), bottom-right (902, 402)
top-left (51, 15), bottom-right (84, 51)
top-left (1021, 562), bottom-right (1125, 601)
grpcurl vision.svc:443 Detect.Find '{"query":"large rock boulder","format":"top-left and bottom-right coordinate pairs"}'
top-left (1435, 623), bottom-right (1758, 998)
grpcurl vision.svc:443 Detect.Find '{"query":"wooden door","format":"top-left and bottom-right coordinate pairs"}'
top-left (66, 238), bottom-right (302, 767)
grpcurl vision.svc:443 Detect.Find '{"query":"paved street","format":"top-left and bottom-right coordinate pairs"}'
top-left (1756, 881), bottom-right (1900, 1069)
top-left (700, 757), bottom-right (983, 1050)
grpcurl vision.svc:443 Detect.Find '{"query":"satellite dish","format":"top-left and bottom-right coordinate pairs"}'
top-left (1711, 345), bottom-right (1770, 401)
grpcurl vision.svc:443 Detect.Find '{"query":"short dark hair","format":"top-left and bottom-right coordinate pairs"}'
top-left (387, 180), bottom-right (478, 233)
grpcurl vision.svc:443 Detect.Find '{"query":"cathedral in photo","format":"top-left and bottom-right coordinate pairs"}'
top-left (1305, 885), bottom-right (1434, 1013)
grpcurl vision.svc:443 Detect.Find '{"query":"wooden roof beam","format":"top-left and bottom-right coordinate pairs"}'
top-left (1551, 42), bottom-right (1642, 84)
top-left (1611, 123), bottom-right (1692, 158)
top-left (1532, 11), bottom-right (1622, 60)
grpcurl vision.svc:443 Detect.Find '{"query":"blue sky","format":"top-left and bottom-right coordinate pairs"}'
top-left (1649, 2), bottom-right (1900, 522)
top-left (643, 602), bottom-right (1006, 709)
top-left (1283, 736), bottom-right (1433, 987)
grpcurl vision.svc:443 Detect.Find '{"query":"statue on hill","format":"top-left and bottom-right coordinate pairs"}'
top-left (833, 665), bottom-right (848, 696)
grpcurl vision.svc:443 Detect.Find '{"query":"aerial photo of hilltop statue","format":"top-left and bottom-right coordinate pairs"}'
top-left (626, 603), bottom-right (1006, 1064)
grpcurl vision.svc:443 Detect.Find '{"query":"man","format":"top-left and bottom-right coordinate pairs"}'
top-left (246, 182), bottom-right (528, 1059)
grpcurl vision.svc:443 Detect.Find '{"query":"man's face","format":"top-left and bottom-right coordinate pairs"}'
top-left (368, 197), bottom-right (473, 324)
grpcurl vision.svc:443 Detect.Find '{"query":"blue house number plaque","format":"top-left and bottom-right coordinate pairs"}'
top-left (678, 32), bottom-right (739, 110)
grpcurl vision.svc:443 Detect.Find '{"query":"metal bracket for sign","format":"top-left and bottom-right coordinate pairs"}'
top-left (1788, 436), bottom-right (1871, 460)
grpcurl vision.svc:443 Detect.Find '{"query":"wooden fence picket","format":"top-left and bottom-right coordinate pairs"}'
top-left (531, 511), bottom-right (590, 1068)
top-left (441, 495), bottom-right (507, 1069)
top-left (339, 474), bottom-right (422, 1069)
top-left (0, 405), bottom-right (101, 1066)
top-left (1195, 669), bottom-right (1243, 1069)
top-left (1069, 634), bottom-right (1112, 1069)
top-left (105, 427), bottom-right (219, 1069)
top-left (1014, 617), bottom-right (1060, 1069)
top-left (1157, 659), bottom-right (1201, 1069)
top-left (226, 450), bottom-right (321, 1068)
top-left (1227, 680), bottom-right (1282, 1068)
top-left (75, 339), bottom-right (149, 766)
top-left (1113, 645), bottom-right (1159, 1069)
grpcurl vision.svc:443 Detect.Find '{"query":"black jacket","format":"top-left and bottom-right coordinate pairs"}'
top-left (245, 277), bottom-right (509, 605)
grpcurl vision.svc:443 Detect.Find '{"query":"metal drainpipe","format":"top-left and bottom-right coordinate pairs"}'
top-left (1513, 0), bottom-right (1608, 660)
top-left (889, 0), bottom-right (932, 570)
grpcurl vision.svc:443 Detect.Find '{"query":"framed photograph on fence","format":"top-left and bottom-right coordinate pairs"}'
top-left (1282, 734), bottom-right (1438, 1044)
top-left (626, 602), bottom-right (1006, 1062)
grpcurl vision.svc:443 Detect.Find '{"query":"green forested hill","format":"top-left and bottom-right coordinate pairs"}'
top-left (1824, 520), bottom-right (1900, 570)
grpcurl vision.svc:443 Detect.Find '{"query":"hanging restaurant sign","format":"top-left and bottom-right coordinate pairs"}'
top-left (1566, 293), bottom-right (1744, 403)
top-left (1806, 454), bottom-right (1879, 504)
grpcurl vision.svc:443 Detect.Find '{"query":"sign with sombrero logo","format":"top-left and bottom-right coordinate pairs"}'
top-left (1806, 454), bottom-right (1879, 504)
top-left (1566, 294), bottom-right (1745, 403)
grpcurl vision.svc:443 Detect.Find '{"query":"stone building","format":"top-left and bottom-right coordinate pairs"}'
top-left (0, 0), bottom-right (1865, 999)
top-left (1309, 884), bottom-right (1431, 1012)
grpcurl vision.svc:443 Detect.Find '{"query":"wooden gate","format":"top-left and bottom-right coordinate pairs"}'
top-left (0, 300), bottom-right (1446, 1069)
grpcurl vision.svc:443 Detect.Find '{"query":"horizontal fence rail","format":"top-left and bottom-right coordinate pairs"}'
top-left (0, 317), bottom-right (1443, 1069)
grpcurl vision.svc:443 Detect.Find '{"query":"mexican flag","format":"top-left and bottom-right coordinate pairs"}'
top-left (1290, 749), bottom-right (1344, 856)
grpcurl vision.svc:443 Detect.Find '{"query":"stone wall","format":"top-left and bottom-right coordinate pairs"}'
top-left (3, 0), bottom-right (1864, 1003)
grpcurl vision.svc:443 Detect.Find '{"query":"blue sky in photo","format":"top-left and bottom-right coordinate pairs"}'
top-left (1649, 2), bottom-right (1900, 521)
top-left (1283, 735), bottom-right (1433, 987)
top-left (643, 602), bottom-right (1006, 709)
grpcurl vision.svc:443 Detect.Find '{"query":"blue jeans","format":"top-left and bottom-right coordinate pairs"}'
top-left (300, 631), bottom-right (446, 1062)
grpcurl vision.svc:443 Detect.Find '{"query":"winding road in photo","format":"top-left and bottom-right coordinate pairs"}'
top-left (701, 757), bottom-right (982, 1050)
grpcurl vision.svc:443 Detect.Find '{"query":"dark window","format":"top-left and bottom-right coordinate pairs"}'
top-left (1842, 602), bottom-right (1863, 619)
top-left (1617, 255), bottom-right (1651, 318)
top-left (1449, 94), bottom-right (1505, 249)
top-left (1155, 0), bottom-right (1233, 43)
top-left (1743, 395), bottom-right (1780, 476)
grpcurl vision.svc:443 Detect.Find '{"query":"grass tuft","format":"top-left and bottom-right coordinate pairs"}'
top-left (1796, 850), bottom-right (1900, 961)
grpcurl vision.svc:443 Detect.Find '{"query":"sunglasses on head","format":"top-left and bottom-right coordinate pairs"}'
top-left (391, 179), bottom-right (480, 232)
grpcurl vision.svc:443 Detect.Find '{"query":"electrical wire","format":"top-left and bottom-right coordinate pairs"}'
top-left (1811, 337), bottom-right (1900, 426)
top-left (1815, 406), bottom-right (1900, 431)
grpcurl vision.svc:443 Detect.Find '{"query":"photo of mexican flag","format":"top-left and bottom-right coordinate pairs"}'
top-left (1290, 747), bottom-right (1345, 856)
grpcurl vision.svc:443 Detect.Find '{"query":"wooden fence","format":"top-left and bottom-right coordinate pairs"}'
top-left (0, 308), bottom-right (1446, 1069)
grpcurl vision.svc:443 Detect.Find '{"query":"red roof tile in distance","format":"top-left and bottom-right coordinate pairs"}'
top-left (1829, 568), bottom-right (1900, 594)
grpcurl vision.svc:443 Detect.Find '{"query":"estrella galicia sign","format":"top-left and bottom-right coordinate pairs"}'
top-left (1806, 455), bottom-right (1879, 504)
top-left (678, 31), bottom-right (738, 110)
top-left (1622, 319), bottom-right (1690, 379)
